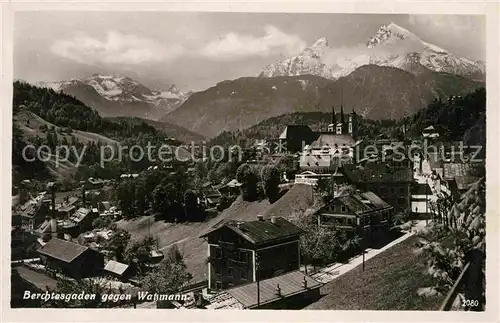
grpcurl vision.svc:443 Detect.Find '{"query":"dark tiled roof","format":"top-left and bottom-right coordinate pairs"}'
top-left (319, 191), bottom-right (392, 216)
top-left (311, 134), bottom-right (355, 148)
top-left (14, 266), bottom-right (58, 291)
top-left (360, 192), bottom-right (391, 209)
top-left (37, 238), bottom-right (88, 263)
top-left (337, 195), bottom-right (373, 215)
top-left (342, 163), bottom-right (412, 183)
top-left (279, 125), bottom-right (314, 140)
top-left (412, 183), bottom-right (431, 195)
top-left (226, 270), bottom-right (322, 308)
top-left (200, 217), bottom-right (304, 245)
top-left (101, 201), bottom-right (111, 211)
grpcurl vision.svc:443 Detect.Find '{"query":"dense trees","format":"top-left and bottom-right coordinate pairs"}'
top-left (13, 81), bottom-right (160, 140)
top-left (124, 236), bottom-right (157, 275)
top-left (12, 124), bottom-right (48, 182)
top-left (44, 277), bottom-right (113, 308)
top-left (92, 215), bottom-right (117, 230)
top-left (12, 81), bottom-right (177, 186)
top-left (236, 163), bottom-right (259, 201)
top-left (141, 245), bottom-right (192, 294)
top-left (290, 206), bottom-right (361, 269)
top-left (113, 167), bottom-right (205, 222)
top-left (415, 178), bottom-right (485, 309)
top-left (208, 87), bottom-right (485, 151)
top-left (261, 165), bottom-right (280, 202)
top-left (404, 87), bottom-right (486, 145)
top-left (106, 230), bottom-right (131, 263)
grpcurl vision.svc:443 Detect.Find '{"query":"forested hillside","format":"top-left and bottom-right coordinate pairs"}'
top-left (13, 81), bottom-right (161, 141)
top-left (404, 87), bottom-right (486, 146)
top-left (12, 82), bottom-right (187, 185)
top-left (210, 87), bottom-right (486, 149)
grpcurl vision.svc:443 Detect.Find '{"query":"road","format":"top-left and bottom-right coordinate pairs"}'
top-left (306, 220), bottom-right (428, 284)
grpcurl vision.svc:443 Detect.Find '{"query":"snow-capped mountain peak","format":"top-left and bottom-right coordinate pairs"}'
top-left (367, 22), bottom-right (418, 48)
top-left (311, 37), bottom-right (329, 48)
top-left (36, 74), bottom-right (192, 118)
top-left (259, 37), bottom-right (334, 79)
top-left (260, 23), bottom-right (485, 80)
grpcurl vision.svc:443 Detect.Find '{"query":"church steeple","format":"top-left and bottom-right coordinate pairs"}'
top-left (340, 104), bottom-right (345, 125)
top-left (349, 108), bottom-right (357, 138)
top-left (327, 105), bottom-right (336, 133)
top-left (331, 105), bottom-right (336, 125)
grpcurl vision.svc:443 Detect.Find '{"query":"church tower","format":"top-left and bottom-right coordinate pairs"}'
top-left (348, 109), bottom-right (357, 138)
top-left (327, 105), bottom-right (336, 132)
top-left (339, 87), bottom-right (347, 134)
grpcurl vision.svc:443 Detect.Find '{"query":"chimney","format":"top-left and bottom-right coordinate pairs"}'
top-left (275, 284), bottom-right (281, 296)
top-left (270, 216), bottom-right (276, 224)
top-left (50, 217), bottom-right (58, 239)
top-left (302, 276), bottom-right (308, 289)
top-left (257, 214), bottom-right (264, 221)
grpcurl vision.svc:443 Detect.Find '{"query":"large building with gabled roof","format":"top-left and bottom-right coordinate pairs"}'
top-left (342, 162), bottom-right (412, 213)
top-left (316, 191), bottom-right (393, 231)
top-left (37, 238), bottom-right (104, 278)
top-left (199, 215), bottom-right (305, 291)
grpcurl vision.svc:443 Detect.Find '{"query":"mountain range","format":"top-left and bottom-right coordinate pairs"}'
top-left (37, 74), bottom-right (192, 120)
top-left (34, 23), bottom-right (485, 139)
top-left (163, 66), bottom-right (482, 138)
top-left (260, 23), bottom-right (485, 80)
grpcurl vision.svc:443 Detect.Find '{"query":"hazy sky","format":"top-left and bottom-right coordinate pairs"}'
top-left (14, 12), bottom-right (485, 91)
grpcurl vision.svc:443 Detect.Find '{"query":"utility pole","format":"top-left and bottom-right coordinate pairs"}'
top-left (256, 253), bottom-right (260, 307)
top-left (426, 178), bottom-right (429, 226)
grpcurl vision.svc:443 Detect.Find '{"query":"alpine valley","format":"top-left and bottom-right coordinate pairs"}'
top-left (36, 23), bottom-right (484, 139)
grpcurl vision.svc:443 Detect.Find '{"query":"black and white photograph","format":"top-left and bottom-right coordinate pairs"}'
top-left (2, 2), bottom-right (498, 321)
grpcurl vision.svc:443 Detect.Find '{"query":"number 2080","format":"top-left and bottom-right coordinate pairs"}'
top-left (462, 299), bottom-right (479, 307)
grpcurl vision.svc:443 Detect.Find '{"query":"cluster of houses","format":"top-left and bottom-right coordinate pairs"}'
top-left (197, 103), bottom-right (484, 309)
top-left (11, 178), bottom-right (139, 281)
top-left (12, 99), bottom-right (484, 310)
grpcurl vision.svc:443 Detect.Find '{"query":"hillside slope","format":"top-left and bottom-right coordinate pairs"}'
top-left (163, 66), bottom-right (481, 137)
top-left (117, 197), bottom-right (272, 283)
top-left (106, 117), bottom-right (206, 143)
top-left (117, 184), bottom-right (317, 283)
top-left (15, 109), bottom-right (117, 146)
top-left (13, 109), bottom-right (118, 182)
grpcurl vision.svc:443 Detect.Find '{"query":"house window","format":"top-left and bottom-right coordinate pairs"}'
top-left (398, 197), bottom-right (406, 205)
top-left (391, 188), bottom-right (395, 194)
top-left (340, 205), bottom-right (347, 213)
top-left (236, 251), bottom-right (247, 263)
top-left (215, 266), bottom-right (222, 275)
top-left (215, 281), bottom-right (222, 290)
top-left (215, 247), bottom-right (222, 259)
top-left (241, 269), bottom-right (247, 280)
top-left (399, 187), bottom-right (405, 194)
top-left (228, 267), bottom-right (233, 277)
